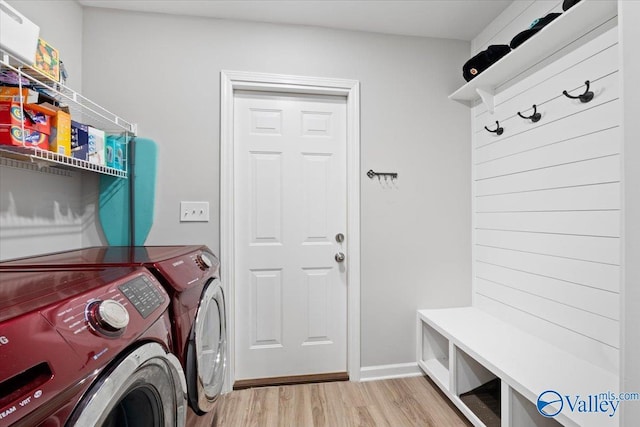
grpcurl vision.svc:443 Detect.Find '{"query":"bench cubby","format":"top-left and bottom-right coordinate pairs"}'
top-left (417, 307), bottom-right (618, 427)
top-left (419, 321), bottom-right (450, 389)
top-left (508, 387), bottom-right (561, 427)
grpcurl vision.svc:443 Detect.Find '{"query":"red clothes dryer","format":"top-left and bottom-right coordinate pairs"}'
top-left (0, 245), bottom-right (226, 415)
top-left (0, 266), bottom-right (187, 426)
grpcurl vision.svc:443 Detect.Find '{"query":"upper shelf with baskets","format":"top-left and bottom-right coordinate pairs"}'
top-left (0, 48), bottom-right (136, 178)
top-left (449, 0), bottom-right (617, 112)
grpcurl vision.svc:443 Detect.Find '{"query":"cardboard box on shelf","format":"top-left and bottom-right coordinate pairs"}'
top-left (0, 125), bottom-right (48, 149)
top-left (30, 102), bottom-right (71, 156)
top-left (0, 101), bottom-right (52, 134)
top-left (88, 126), bottom-right (105, 166)
top-left (50, 109), bottom-right (71, 156)
top-left (33, 37), bottom-right (60, 82)
top-left (71, 120), bottom-right (88, 161)
top-left (0, 87), bottom-right (39, 103)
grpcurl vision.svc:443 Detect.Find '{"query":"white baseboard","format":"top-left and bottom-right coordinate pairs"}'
top-left (359, 362), bottom-right (423, 382)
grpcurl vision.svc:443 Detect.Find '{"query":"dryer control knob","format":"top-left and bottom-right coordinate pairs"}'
top-left (99, 300), bottom-right (130, 329)
top-left (87, 300), bottom-right (129, 336)
top-left (196, 254), bottom-right (212, 270)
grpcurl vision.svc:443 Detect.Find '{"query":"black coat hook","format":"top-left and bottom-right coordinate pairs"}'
top-left (484, 121), bottom-right (504, 136)
top-left (517, 104), bottom-right (542, 123)
top-left (563, 80), bottom-right (594, 103)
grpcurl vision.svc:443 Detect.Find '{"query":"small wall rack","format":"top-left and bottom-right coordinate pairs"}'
top-left (367, 169), bottom-right (398, 180)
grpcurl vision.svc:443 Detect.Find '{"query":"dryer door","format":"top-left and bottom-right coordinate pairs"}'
top-left (66, 342), bottom-right (187, 427)
top-left (187, 277), bottom-right (227, 414)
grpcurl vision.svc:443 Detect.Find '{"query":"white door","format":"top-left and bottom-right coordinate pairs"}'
top-left (234, 91), bottom-right (347, 381)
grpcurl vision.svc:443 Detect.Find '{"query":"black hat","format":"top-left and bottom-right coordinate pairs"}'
top-left (462, 45), bottom-right (511, 82)
top-left (563, 0), bottom-right (581, 11)
top-left (510, 13), bottom-right (562, 49)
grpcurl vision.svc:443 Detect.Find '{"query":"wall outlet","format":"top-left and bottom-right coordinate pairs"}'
top-left (180, 201), bottom-right (210, 222)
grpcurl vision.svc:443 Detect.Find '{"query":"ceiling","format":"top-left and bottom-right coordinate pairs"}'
top-left (77, 0), bottom-right (513, 41)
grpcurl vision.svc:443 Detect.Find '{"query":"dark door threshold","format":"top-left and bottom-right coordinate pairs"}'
top-left (233, 372), bottom-right (349, 390)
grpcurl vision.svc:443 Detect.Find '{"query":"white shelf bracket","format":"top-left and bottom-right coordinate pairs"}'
top-left (31, 159), bottom-right (53, 170)
top-left (475, 87), bottom-right (495, 114)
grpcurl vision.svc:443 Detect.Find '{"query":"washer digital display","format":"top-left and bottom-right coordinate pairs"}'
top-left (119, 276), bottom-right (165, 318)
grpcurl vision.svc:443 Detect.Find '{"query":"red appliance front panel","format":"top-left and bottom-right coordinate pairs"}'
top-left (0, 267), bottom-right (171, 426)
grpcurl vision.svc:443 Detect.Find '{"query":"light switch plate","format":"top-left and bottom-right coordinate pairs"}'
top-left (180, 201), bottom-right (210, 222)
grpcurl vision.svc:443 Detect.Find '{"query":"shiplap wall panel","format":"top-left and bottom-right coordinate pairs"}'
top-left (475, 246), bottom-right (620, 293)
top-left (470, 19), bottom-right (620, 370)
top-left (474, 294), bottom-right (619, 372)
top-left (472, 1), bottom-right (561, 54)
top-left (476, 210), bottom-right (620, 237)
top-left (475, 154), bottom-right (620, 196)
top-left (476, 229), bottom-right (619, 265)
top-left (475, 100), bottom-right (620, 163)
top-left (476, 126), bottom-right (620, 180)
top-left (475, 182), bottom-right (620, 212)
top-left (475, 278), bottom-right (618, 347)
top-left (475, 262), bottom-right (619, 320)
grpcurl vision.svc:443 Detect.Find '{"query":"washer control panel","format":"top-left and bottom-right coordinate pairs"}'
top-left (86, 299), bottom-right (130, 337)
top-left (119, 275), bottom-right (166, 319)
top-left (195, 253), bottom-right (213, 271)
top-left (45, 268), bottom-right (169, 342)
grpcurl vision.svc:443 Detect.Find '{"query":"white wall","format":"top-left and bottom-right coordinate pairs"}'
top-left (80, 7), bottom-right (472, 369)
top-left (620, 1), bottom-right (640, 424)
top-left (0, 0), bottom-right (91, 260)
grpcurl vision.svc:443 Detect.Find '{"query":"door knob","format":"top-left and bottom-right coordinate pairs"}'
top-left (335, 252), bottom-right (345, 263)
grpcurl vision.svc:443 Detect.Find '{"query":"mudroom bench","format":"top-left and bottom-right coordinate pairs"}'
top-left (417, 307), bottom-right (619, 427)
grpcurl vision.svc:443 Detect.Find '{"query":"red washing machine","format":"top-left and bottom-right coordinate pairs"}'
top-left (0, 266), bottom-right (187, 426)
top-left (0, 245), bottom-right (226, 416)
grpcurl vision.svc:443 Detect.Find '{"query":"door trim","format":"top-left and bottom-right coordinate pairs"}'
top-left (220, 70), bottom-right (361, 391)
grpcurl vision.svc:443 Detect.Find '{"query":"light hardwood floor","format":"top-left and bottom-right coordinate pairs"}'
top-left (186, 376), bottom-right (471, 426)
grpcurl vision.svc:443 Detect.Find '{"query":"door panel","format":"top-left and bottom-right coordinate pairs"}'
top-left (250, 153), bottom-right (282, 244)
top-left (234, 91), bottom-right (347, 381)
top-left (303, 267), bottom-right (332, 345)
top-left (250, 269), bottom-right (282, 348)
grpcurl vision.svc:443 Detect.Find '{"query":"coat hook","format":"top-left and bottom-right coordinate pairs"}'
top-left (517, 104), bottom-right (542, 123)
top-left (484, 121), bottom-right (504, 136)
top-left (563, 80), bottom-right (594, 103)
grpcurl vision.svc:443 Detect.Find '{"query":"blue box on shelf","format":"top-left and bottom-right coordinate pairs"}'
top-left (106, 135), bottom-right (125, 170)
top-left (71, 120), bottom-right (88, 161)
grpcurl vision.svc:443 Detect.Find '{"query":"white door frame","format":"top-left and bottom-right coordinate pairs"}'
top-left (220, 70), bottom-right (361, 391)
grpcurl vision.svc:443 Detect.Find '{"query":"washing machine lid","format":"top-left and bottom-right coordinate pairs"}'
top-left (0, 267), bottom-right (138, 322)
top-left (0, 245), bottom-right (208, 269)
